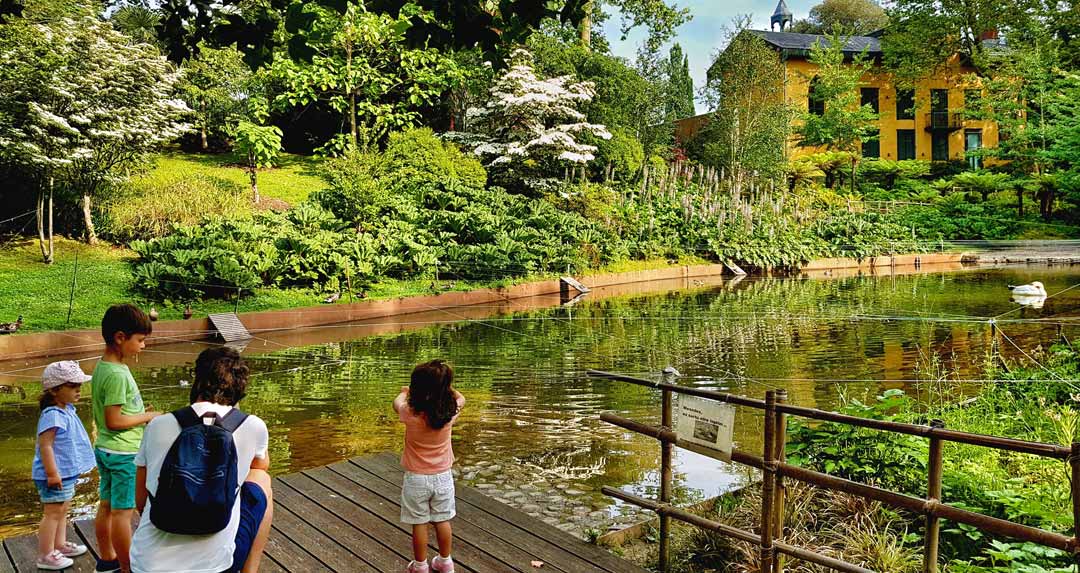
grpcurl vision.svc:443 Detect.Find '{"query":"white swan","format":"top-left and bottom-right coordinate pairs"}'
top-left (1008, 281), bottom-right (1047, 296)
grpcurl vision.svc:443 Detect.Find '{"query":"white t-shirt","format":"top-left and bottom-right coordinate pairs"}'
top-left (130, 402), bottom-right (268, 573)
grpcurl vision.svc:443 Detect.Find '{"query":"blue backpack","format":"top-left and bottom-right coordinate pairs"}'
top-left (149, 406), bottom-right (248, 535)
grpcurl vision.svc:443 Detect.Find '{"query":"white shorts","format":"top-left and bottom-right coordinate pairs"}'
top-left (400, 470), bottom-right (456, 525)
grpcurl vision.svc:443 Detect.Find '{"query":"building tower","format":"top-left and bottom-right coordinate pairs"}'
top-left (771, 0), bottom-right (793, 31)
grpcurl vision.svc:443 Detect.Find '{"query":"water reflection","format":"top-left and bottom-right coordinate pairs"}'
top-left (0, 266), bottom-right (1077, 537)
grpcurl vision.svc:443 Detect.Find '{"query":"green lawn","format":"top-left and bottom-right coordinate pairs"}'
top-left (149, 149), bottom-right (326, 206)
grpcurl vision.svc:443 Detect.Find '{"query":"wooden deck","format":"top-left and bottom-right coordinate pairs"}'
top-left (2, 452), bottom-right (647, 572)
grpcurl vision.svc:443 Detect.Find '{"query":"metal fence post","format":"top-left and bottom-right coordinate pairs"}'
top-left (924, 419), bottom-right (946, 573)
top-left (659, 375), bottom-right (674, 573)
top-left (773, 390), bottom-right (788, 573)
top-left (761, 390), bottom-right (777, 573)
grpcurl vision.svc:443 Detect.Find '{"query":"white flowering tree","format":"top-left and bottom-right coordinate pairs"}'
top-left (0, 16), bottom-right (190, 257)
top-left (462, 48), bottom-right (611, 188)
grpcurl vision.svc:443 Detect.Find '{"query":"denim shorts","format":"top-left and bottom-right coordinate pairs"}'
top-left (95, 449), bottom-right (137, 510)
top-left (222, 482), bottom-right (269, 573)
top-left (400, 470), bottom-right (455, 525)
top-left (34, 476), bottom-right (78, 503)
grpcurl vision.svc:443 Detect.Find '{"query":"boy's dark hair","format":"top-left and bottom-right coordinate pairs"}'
top-left (101, 303), bottom-right (152, 346)
top-left (408, 359), bottom-right (457, 430)
top-left (191, 347), bottom-right (249, 406)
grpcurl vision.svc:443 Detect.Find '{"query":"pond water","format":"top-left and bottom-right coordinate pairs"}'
top-left (0, 265), bottom-right (1077, 539)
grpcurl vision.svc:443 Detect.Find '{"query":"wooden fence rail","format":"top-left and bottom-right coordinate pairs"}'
top-left (587, 369), bottom-right (1080, 573)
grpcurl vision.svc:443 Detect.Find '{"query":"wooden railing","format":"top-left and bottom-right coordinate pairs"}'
top-left (588, 369), bottom-right (1080, 573)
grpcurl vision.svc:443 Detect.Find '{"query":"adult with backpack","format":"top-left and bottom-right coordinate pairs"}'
top-left (130, 347), bottom-right (273, 573)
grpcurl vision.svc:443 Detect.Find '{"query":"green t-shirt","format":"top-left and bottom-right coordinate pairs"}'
top-left (91, 360), bottom-right (145, 453)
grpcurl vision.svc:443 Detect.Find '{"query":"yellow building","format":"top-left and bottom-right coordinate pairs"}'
top-left (678, 5), bottom-right (999, 168)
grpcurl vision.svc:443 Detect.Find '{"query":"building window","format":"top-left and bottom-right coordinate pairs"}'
top-left (931, 131), bottom-right (949, 161)
top-left (862, 129), bottom-right (880, 159)
top-left (808, 77), bottom-right (824, 116)
top-left (861, 88), bottom-right (879, 114)
top-left (965, 129), bottom-right (983, 170)
top-left (896, 88), bottom-right (914, 120)
top-left (897, 129), bottom-right (915, 160)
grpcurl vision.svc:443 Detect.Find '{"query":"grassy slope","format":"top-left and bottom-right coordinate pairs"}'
top-left (150, 150), bottom-right (326, 205)
top-left (0, 235), bottom-right (707, 334)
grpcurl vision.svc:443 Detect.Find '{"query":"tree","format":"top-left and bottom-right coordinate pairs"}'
top-left (179, 46), bottom-right (253, 151)
top-left (455, 48), bottom-right (611, 189)
top-left (797, 33), bottom-right (879, 193)
top-left (0, 15), bottom-right (190, 252)
top-left (884, 0), bottom-right (1037, 84)
top-left (664, 43), bottom-right (694, 122)
top-left (272, 3), bottom-right (461, 152)
top-left (233, 121), bottom-right (282, 204)
top-left (809, 0), bottom-right (887, 35)
top-left (694, 22), bottom-right (794, 185)
top-left (575, 0), bottom-right (690, 52)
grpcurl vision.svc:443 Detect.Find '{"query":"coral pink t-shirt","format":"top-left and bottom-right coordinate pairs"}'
top-left (398, 394), bottom-right (466, 474)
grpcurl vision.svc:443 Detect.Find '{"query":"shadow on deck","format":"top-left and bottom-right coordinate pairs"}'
top-left (2, 452), bottom-right (647, 572)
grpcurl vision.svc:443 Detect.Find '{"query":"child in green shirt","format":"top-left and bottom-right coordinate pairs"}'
top-left (91, 304), bottom-right (159, 573)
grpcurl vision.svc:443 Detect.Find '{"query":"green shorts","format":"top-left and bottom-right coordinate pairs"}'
top-left (95, 449), bottom-right (137, 510)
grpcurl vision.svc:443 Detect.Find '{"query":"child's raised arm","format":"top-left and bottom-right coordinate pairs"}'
top-left (104, 405), bottom-right (159, 431)
top-left (392, 386), bottom-right (409, 414)
top-left (38, 428), bottom-right (62, 488)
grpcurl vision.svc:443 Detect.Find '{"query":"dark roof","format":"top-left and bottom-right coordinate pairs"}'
top-left (746, 29), bottom-right (882, 57)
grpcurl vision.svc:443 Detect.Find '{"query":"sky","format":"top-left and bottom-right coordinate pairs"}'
top-left (600, 0), bottom-right (820, 114)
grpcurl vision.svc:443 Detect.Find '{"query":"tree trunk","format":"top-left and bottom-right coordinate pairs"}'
top-left (1016, 187), bottom-right (1023, 218)
top-left (38, 178), bottom-right (54, 264)
top-left (578, 0), bottom-right (592, 50)
top-left (850, 156), bottom-right (859, 196)
top-left (200, 125), bottom-right (208, 151)
top-left (82, 193), bottom-right (97, 245)
top-left (249, 162), bottom-right (260, 205)
top-left (346, 36), bottom-right (357, 146)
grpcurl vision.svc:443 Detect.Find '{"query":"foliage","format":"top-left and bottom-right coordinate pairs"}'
top-left (807, 0), bottom-right (889, 35)
top-left (663, 43), bottom-right (694, 122)
top-left (788, 389), bottom-right (929, 493)
top-left (233, 120), bottom-right (283, 204)
top-left (271, 3), bottom-right (462, 151)
top-left (178, 46), bottom-right (254, 151)
top-left (694, 22), bottom-right (794, 184)
top-left (577, 0), bottom-right (690, 52)
top-left (797, 32), bottom-right (878, 156)
top-left (949, 171), bottom-right (1013, 202)
top-left (102, 173), bottom-right (249, 242)
top-left (454, 48), bottom-right (611, 190)
top-left (592, 126), bottom-right (644, 182)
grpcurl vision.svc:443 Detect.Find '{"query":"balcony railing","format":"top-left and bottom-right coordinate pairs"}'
top-left (925, 111), bottom-right (962, 131)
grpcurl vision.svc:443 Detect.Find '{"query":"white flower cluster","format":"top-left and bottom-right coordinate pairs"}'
top-left (460, 48), bottom-right (610, 168)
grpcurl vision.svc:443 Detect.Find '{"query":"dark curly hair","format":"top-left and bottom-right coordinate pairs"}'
top-left (191, 347), bottom-right (249, 406)
top-left (101, 303), bottom-right (152, 347)
top-left (408, 360), bottom-right (457, 430)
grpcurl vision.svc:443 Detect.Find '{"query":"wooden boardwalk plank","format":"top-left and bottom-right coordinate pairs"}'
top-left (1, 453), bottom-right (649, 573)
top-left (295, 469), bottom-right (480, 573)
top-left (363, 453), bottom-right (649, 573)
top-left (0, 543), bottom-right (15, 573)
top-left (320, 462), bottom-right (546, 573)
top-left (3, 527), bottom-right (96, 573)
top-left (352, 456), bottom-right (604, 573)
top-left (313, 465), bottom-right (518, 573)
top-left (268, 502), bottom-right (371, 572)
top-left (273, 476), bottom-right (403, 572)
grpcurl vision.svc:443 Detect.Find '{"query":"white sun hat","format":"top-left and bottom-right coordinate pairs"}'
top-left (42, 361), bottom-right (92, 390)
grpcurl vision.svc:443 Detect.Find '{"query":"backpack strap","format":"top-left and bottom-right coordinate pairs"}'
top-left (218, 408), bottom-right (249, 433)
top-left (172, 406), bottom-right (201, 429)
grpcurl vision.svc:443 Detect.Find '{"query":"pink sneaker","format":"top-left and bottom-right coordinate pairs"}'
top-left (406, 560), bottom-right (430, 573)
top-left (432, 555), bottom-right (455, 573)
top-left (36, 550), bottom-right (74, 570)
top-left (58, 541), bottom-right (88, 557)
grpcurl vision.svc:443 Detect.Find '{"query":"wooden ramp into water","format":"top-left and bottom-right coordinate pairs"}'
top-left (2, 452), bottom-right (647, 573)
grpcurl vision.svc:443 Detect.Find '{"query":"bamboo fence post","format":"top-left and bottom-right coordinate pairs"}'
top-left (761, 390), bottom-right (778, 573)
top-left (659, 380), bottom-right (674, 573)
top-left (1071, 442), bottom-right (1080, 569)
top-left (773, 390), bottom-right (788, 573)
top-left (924, 419), bottom-right (946, 573)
